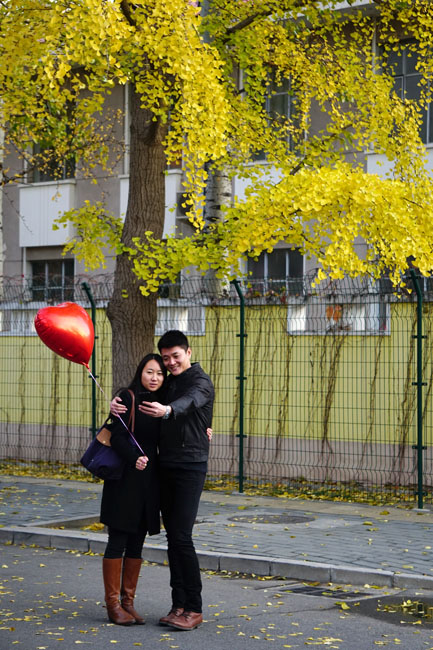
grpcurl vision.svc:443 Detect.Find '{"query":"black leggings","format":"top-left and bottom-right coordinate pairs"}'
top-left (104, 527), bottom-right (146, 559)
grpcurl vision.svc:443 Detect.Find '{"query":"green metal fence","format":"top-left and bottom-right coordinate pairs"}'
top-left (1, 272), bottom-right (433, 505)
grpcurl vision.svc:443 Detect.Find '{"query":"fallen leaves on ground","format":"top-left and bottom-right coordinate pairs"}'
top-left (0, 460), bottom-right (426, 507)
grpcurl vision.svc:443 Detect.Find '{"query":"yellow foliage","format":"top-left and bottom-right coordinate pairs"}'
top-left (2, 1), bottom-right (433, 287)
top-left (55, 201), bottom-right (124, 270)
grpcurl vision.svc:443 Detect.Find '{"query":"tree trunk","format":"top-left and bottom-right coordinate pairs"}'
top-left (204, 166), bottom-right (232, 297)
top-left (107, 84), bottom-right (167, 392)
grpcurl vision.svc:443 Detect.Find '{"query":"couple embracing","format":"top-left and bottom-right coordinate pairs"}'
top-left (100, 329), bottom-right (214, 631)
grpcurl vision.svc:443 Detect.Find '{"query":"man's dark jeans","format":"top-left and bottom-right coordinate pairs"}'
top-left (159, 467), bottom-right (206, 613)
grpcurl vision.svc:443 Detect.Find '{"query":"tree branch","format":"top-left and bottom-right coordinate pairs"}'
top-left (225, 10), bottom-right (273, 37)
top-left (223, 0), bottom-right (322, 41)
top-left (120, 0), bottom-right (137, 27)
top-left (1, 168), bottom-right (29, 186)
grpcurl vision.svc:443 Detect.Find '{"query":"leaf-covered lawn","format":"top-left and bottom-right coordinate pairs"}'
top-left (0, 460), bottom-right (422, 508)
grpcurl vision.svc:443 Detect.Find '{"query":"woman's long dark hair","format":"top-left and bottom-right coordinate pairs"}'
top-left (128, 353), bottom-right (167, 395)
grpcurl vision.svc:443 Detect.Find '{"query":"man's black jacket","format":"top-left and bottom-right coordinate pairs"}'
top-left (159, 362), bottom-right (214, 465)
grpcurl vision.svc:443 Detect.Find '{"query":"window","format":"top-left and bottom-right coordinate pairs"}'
top-left (0, 308), bottom-right (36, 335)
top-left (28, 100), bottom-right (76, 183)
top-left (387, 41), bottom-right (433, 144)
top-left (268, 75), bottom-right (291, 127)
top-left (31, 259), bottom-right (74, 302)
top-left (254, 71), bottom-right (298, 159)
top-left (287, 299), bottom-right (390, 335)
top-left (155, 305), bottom-right (205, 336)
top-left (158, 276), bottom-right (181, 299)
top-left (156, 276), bottom-right (205, 334)
top-left (247, 248), bottom-right (304, 297)
top-left (29, 142), bottom-right (75, 183)
top-left (379, 257), bottom-right (433, 295)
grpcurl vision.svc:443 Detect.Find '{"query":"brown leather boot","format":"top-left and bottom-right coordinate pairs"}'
top-left (102, 558), bottom-right (135, 625)
top-left (121, 557), bottom-right (145, 625)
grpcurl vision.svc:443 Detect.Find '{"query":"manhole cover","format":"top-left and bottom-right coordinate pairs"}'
top-left (228, 513), bottom-right (315, 525)
top-left (281, 585), bottom-right (370, 600)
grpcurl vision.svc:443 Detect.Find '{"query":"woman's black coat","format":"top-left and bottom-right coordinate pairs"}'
top-left (100, 388), bottom-right (162, 535)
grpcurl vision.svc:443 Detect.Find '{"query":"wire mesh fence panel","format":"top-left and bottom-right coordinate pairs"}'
top-left (0, 277), bottom-right (113, 464)
top-left (0, 274), bottom-right (432, 503)
top-left (229, 277), bottom-right (433, 502)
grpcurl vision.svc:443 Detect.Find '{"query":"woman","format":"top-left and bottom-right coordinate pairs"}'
top-left (100, 353), bottom-right (166, 626)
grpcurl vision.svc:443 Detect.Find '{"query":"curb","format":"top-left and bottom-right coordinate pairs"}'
top-left (2, 525), bottom-right (433, 591)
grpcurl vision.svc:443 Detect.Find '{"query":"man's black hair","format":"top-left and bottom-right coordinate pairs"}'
top-left (158, 330), bottom-right (190, 353)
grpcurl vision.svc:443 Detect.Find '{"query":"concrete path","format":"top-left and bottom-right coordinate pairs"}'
top-left (1, 475), bottom-right (433, 589)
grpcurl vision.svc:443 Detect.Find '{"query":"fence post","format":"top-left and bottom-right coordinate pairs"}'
top-left (410, 269), bottom-right (426, 510)
top-left (81, 282), bottom-right (97, 439)
top-left (231, 279), bottom-right (246, 493)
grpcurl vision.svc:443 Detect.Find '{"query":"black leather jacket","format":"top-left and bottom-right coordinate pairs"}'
top-left (159, 363), bottom-right (214, 465)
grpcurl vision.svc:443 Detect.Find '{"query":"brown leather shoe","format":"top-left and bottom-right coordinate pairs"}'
top-left (167, 610), bottom-right (203, 630)
top-left (159, 607), bottom-right (184, 626)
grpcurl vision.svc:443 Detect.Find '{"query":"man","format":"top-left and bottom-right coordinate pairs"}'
top-left (139, 329), bottom-right (214, 631)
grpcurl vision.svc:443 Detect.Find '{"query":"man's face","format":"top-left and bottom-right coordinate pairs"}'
top-left (160, 345), bottom-right (192, 376)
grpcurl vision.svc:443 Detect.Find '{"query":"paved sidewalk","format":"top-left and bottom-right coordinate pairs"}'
top-left (1, 475), bottom-right (433, 590)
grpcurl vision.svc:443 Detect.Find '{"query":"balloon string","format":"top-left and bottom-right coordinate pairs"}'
top-left (85, 367), bottom-right (146, 457)
top-left (85, 367), bottom-right (110, 403)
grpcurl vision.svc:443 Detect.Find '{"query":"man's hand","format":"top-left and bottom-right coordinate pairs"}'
top-left (139, 401), bottom-right (170, 418)
top-left (207, 428), bottom-right (213, 441)
top-left (110, 396), bottom-right (127, 417)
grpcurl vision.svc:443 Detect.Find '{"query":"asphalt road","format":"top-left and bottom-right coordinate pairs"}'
top-left (2, 545), bottom-right (433, 650)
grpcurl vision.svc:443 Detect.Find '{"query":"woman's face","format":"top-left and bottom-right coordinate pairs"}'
top-left (141, 359), bottom-right (165, 392)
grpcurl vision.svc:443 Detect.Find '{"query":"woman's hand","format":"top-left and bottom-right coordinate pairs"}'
top-left (207, 428), bottom-right (213, 442)
top-left (110, 396), bottom-right (127, 417)
top-left (135, 455), bottom-right (148, 471)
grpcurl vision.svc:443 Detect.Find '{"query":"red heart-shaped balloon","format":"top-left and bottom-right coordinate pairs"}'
top-left (34, 302), bottom-right (94, 367)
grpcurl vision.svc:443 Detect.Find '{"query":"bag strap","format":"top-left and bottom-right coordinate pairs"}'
top-left (127, 389), bottom-right (135, 433)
